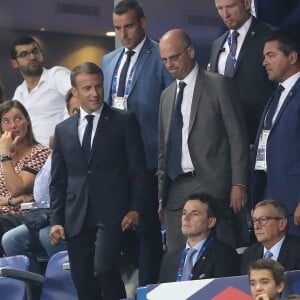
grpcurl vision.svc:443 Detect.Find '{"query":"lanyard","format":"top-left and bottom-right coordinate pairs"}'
top-left (111, 51), bottom-right (138, 97)
top-left (176, 235), bottom-right (215, 281)
top-left (227, 33), bottom-right (237, 66)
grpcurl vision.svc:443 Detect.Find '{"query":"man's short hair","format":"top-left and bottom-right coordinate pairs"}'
top-left (265, 29), bottom-right (300, 59)
top-left (248, 258), bottom-right (285, 286)
top-left (10, 36), bottom-right (40, 59)
top-left (185, 193), bottom-right (219, 219)
top-left (70, 62), bottom-right (103, 87)
top-left (114, 0), bottom-right (145, 21)
top-left (255, 200), bottom-right (288, 219)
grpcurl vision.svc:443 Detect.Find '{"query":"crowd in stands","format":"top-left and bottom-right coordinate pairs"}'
top-left (0, 0), bottom-right (300, 299)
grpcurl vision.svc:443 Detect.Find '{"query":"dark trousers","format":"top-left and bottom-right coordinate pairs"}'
top-left (67, 225), bottom-right (126, 300)
top-left (135, 169), bottom-right (163, 285)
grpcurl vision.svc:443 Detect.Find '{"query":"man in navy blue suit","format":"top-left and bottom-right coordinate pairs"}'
top-left (49, 62), bottom-right (148, 300)
top-left (251, 30), bottom-right (300, 237)
top-left (101, 0), bottom-right (174, 285)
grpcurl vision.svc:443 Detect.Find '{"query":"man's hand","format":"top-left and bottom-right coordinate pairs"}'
top-left (121, 211), bottom-right (140, 231)
top-left (230, 185), bottom-right (247, 214)
top-left (49, 225), bottom-right (65, 245)
top-left (294, 203), bottom-right (300, 225)
top-left (158, 201), bottom-right (164, 222)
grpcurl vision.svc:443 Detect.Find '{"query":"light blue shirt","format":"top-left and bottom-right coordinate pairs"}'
top-left (33, 155), bottom-right (51, 208)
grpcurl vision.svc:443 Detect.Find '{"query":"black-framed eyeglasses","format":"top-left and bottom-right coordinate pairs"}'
top-left (160, 45), bottom-right (190, 64)
top-left (16, 48), bottom-right (42, 59)
top-left (251, 216), bottom-right (282, 226)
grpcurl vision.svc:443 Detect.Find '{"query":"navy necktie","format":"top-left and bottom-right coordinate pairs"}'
top-left (167, 81), bottom-right (186, 180)
top-left (264, 85), bottom-right (284, 130)
top-left (117, 50), bottom-right (135, 97)
top-left (224, 31), bottom-right (239, 78)
top-left (82, 115), bottom-right (94, 157)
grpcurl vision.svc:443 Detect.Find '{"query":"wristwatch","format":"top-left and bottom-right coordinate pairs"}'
top-left (0, 155), bottom-right (12, 162)
top-left (7, 197), bottom-right (13, 206)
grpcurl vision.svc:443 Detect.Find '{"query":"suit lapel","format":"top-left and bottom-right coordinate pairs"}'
top-left (164, 82), bottom-right (177, 147)
top-left (277, 236), bottom-right (289, 265)
top-left (270, 78), bottom-right (300, 132)
top-left (128, 37), bottom-right (153, 95)
top-left (188, 70), bottom-right (204, 135)
top-left (106, 49), bottom-right (124, 105)
top-left (211, 33), bottom-right (227, 72)
top-left (234, 18), bottom-right (258, 75)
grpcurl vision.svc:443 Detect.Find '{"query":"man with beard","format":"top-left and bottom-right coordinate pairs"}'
top-left (10, 36), bottom-right (71, 147)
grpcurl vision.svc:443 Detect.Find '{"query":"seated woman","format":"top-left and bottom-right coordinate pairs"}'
top-left (1, 92), bottom-right (79, 272)
top-left (0, 100), bottom-right (50, 255)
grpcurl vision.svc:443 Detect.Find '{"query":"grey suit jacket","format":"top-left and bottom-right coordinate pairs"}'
top-left (158, 68), bottom-right (249, 208)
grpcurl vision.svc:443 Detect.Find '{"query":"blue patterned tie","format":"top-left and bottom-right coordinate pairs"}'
top-left (224, 31), bottom-right (239, 78)
top-left (264, 250), bottom-right (273, 259)
top-left (181, 248), bottom-right (197, 281)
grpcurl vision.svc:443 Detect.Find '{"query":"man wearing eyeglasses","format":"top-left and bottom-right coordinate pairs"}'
top-left (10, 36), bottom-right (71, 147)
top-left (158, 29), bottom-right (248, 251)
top-left (241, 200), bottom-right (300, 274)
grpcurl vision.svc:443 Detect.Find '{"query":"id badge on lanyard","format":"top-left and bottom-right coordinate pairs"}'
top-left (255, 130), bottom-right (270, 171)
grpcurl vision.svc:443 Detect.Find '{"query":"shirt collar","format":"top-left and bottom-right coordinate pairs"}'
top-left (124, 36), bottom-right (146, 58)
top-left (79, 104), bottom-right (103, 121)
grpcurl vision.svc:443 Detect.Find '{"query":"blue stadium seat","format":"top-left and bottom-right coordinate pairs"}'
top-left (40, 250), bottom-right (78, 300)
top-left (0, 255), bottom-right (30, 300)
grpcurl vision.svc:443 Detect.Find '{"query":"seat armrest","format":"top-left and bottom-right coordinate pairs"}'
top-left (0, 267), bottom-right (44, 285)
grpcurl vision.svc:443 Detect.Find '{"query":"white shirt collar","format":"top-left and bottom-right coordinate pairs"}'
top-left (264, 235), bottom-right (286, 261)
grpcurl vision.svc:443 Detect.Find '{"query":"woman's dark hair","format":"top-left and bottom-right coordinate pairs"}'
top-left (0, 100), bottom-right (38, 145)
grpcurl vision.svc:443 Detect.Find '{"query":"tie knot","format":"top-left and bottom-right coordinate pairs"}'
top-left (186, 247), bottom-right (197, 257)
top-left (85, 115), bottom-right (94, 124)
top-left (126, 50), bottom-right (135, 59)
top-left (275, 84), bottom-right (284, 95)
top-left (179, 81), bottom-right (186, 90)
top-left (264, 250), bottom-right (273, 259)
top-left (232, 30), bottom-right (239, 40)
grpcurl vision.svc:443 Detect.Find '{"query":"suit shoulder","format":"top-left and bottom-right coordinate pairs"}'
top-left (210, 239), bottom-right (238, 256)
top-left (284, 234), bottom-right (300, 247)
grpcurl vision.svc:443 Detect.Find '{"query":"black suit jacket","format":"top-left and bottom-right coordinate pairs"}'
top-left (209, 17), bottom-right (276, 143)
top-left (50, 103), bottom-right (148, 238)
top-left (159, 238), bottom-right (239, 283)
top-left (241, 234), bottom-right (300, 274)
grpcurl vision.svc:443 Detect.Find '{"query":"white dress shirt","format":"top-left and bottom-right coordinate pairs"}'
top-left (78, 106), bottom-right (103, 147)
top-left (13, 67), bottom-right (71, 146)
top-left (263, 235), bottom-right (285, 261)
top-left (218, 16), bottom-right (252, 75)
top-left (179, 64), bottom-right (199, 173)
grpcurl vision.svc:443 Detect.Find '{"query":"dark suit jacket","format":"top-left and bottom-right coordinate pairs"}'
top-left (255, 0), bottom-right (300, 31)
top-left (101, 37), bottom-right (174, 169)
top-left (158, 69), bottom-right (249, 208)
top-left (159, 238), bottom-right (239, 283)
top-left (241, 234), bottom-right (300, 274)
top-left (50, 103), bottom-right (148, 238)
top-left (251, 78), bottom-right (300, 218)
top-left (209, 17), bottom-right (276, 143)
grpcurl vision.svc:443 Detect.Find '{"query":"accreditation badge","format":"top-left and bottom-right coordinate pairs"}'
top-left (112, 95), bottom-right (127, 110)
top-left (254, 130), bottom-right (270, 171)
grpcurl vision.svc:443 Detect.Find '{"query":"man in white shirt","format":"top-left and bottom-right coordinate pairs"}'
top-left (10, 36), bottom-right (71, 147)
top-left (241, 200), bottom-right (300, 274)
